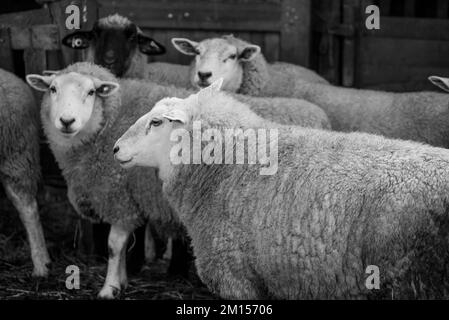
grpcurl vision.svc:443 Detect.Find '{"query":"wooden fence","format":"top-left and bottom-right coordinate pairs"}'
top-left (314, 0), bottom-right (449, 91)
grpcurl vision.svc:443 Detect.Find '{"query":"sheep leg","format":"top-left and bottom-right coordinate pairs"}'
top-left (98, 224), bottom-right (130, 299)
top-left (144, 221), bottom-right (157, 263)
top-left (162, 236), bottom-right (173, 260)
top-left (3, 184), bottom-right (50, 277)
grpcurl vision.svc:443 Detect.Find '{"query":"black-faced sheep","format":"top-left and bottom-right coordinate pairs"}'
top-left (62, 14), bottom-right (166, 78)
top-left (1, 68), bottom-right (50, 277)
top-left (114, 80), bottom-right (449, 299)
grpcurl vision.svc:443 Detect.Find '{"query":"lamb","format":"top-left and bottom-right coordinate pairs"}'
top-left (172, 35), bottom-right (329, 94)
top-left (0, 68), bottom-right (50, 277)
top-left (114, 80), bottom-right (449, 299)
top-left (25, 62), bottom-right (330, 299)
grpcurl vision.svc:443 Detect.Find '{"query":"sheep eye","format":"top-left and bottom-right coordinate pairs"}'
top-left (50, 86), bottom-right (57, 94)
top-left (229, 54), bottom-right (237, 60)
top-left (150, 119), bottom-right (163, 127)
top-left (146, 119), bottom-right (162, 134)
top-left (88, 89), bottom-right (95, 96)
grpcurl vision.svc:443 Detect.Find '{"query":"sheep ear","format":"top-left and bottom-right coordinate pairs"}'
top-left (62, 31), bottom-right (92, 49)
top-left (429, 76), bottom-right (449, 93)
top-left (198, 78), bottom-right (223, 101)
top-left (162, 109), bottom-right (189, 124)
top-left (93, 79), bottom-right (120, 97)
top-left (172, 38), bottom-right (199, 56)
top-left (239, 45), bottom-right (261, 61)
top-left (26, 74), bottom-right (54, 92)
top-left (138, 34), bottom-right (166, 55)
top-left (43, 70), bottom-right (60, 76)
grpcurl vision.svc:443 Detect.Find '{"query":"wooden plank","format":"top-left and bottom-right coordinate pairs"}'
top-left (24, 49), bottom-right (47, 100)
top-left (98, 0), bottom-right (281, 32)
top-left (46, 50), bottom-right (63, 71)
top-left (378, 0), bottom-right (392, 16)
top-left (403, 0), bottom-right (416, 17)
top-left (264, 32), bottom-right (279, 62)
top-left (359, 37), bottom-right (449, 68)
top-left (437, 0), bottom-right (449, 19)
top-left (314, 0), bottom-right (342, 84)
top-left (8, 25), bottom-right (60, 50)
top-left (341, 0), bottom-right (358, 87)
top-left (0, 28), bottom-right (14, 72)
top-left (359, 64), bottom-right (449, 92)
top-left (0, 8), bottom-right (52, 27)
top-left (363, 17), bottom-right (449, 41)
top-left (280, 0), bottom-right (311, 66)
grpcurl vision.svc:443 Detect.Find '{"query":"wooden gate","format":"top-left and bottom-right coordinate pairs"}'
top-left (98, 0), bottom-right (312, 67)
top-left (314, 0), bottom-right (449, 91)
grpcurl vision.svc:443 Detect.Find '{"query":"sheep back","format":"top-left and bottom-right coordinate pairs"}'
top-left (164, 116), bottom-right (449, 299)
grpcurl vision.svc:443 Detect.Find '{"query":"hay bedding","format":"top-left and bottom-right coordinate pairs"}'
top-left (0, 186), bottom-right (214, 300)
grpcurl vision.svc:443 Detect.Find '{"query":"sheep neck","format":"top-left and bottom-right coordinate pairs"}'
top-left (237, 53), bottom-right (270, 95)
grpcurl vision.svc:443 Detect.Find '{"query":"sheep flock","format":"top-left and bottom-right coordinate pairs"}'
top-left (0, 12), bottom-right (448, 300)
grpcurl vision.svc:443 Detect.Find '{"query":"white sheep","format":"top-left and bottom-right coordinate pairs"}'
top-left (172, 35), bottom-right (329, 94)
top-left (26, 63), bottom-right (189, 299)
top-left (0, 68), bottom-right (50, 277)
top-left (287, 79), bottom-right (449, 148)
top-left (26, 62), bottom-right (330, 299)
top-left (114, 80), bottom-right (449, 299)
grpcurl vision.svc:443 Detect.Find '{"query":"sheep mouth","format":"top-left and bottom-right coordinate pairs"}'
top-left (117, 157), bottom-right (134, 168)
top-left (60, 129), bottom-right (76, 136)
top-left (197, 81), bottom-right (211, 88)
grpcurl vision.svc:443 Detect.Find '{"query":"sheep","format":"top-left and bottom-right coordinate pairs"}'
top-left (0, 68), bottom-right (50, 277)
top-left (25, 62), bottom-right (330, 299)
top-left (284, 79), bottom-right (449, 149)
top-left (26, 63), bottom-right (189, 299)
top-left (114, 80), bottom-right (449, 299)
top-left (62, 14), bottom-right (166, 78)
top-left (172, 35), bottom-right (329, 94)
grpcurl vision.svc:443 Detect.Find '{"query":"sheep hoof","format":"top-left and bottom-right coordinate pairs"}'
top-left (32, 262), bottom-right (51, 278)
top-left (98, 285), bottom-right (121, 299)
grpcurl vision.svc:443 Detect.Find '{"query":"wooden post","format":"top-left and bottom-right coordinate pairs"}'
top-left (280, 0), bottom-right (311, 67)
top-left (0, 28), bottom-right (14, 72)
top-left (341, 0), bottom-right (359, 87)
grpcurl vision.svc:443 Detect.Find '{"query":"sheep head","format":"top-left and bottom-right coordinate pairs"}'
top-left (114, 79), bottom-right (223, 180)
top-left (62, 14), bottom-right (165, 77)
top-left (27, 72), bottom-right (119, 143)
top-left (172, 35), bottom-right (260, 92)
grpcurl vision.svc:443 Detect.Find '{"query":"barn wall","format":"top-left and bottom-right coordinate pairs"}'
top-left (314, 0), bottom-right (449, 91)
top-left (97, 0), bottom-right (312, 66)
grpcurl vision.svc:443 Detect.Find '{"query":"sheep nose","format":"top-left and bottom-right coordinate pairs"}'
top-left (104, 50), bottom-right (116, 64)
top-left (113, 146), bottom-right (120, 155)
top-left (198, 71), bottom-right (212, 81)
top-left (60, 117), bottom-right (75, 128)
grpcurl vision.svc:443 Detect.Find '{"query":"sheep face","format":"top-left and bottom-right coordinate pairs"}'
top-left (62, 14), bottom-right (165, 77)
top-left (172, 37), bottom-right (260, 92)
top-left (114, 80), bottom-right (223, 181)
top-left (26, 72), bottom-right (119, 139)
top-left (113, 97), bottom-right (189, 178)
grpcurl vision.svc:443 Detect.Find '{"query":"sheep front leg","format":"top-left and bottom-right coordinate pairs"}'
top-left (4, 184), bottom-right (50, 277)
top-left (144, 221), bottom-right (157, 263)
top-left (98, 224), bottom-right (131, 299)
